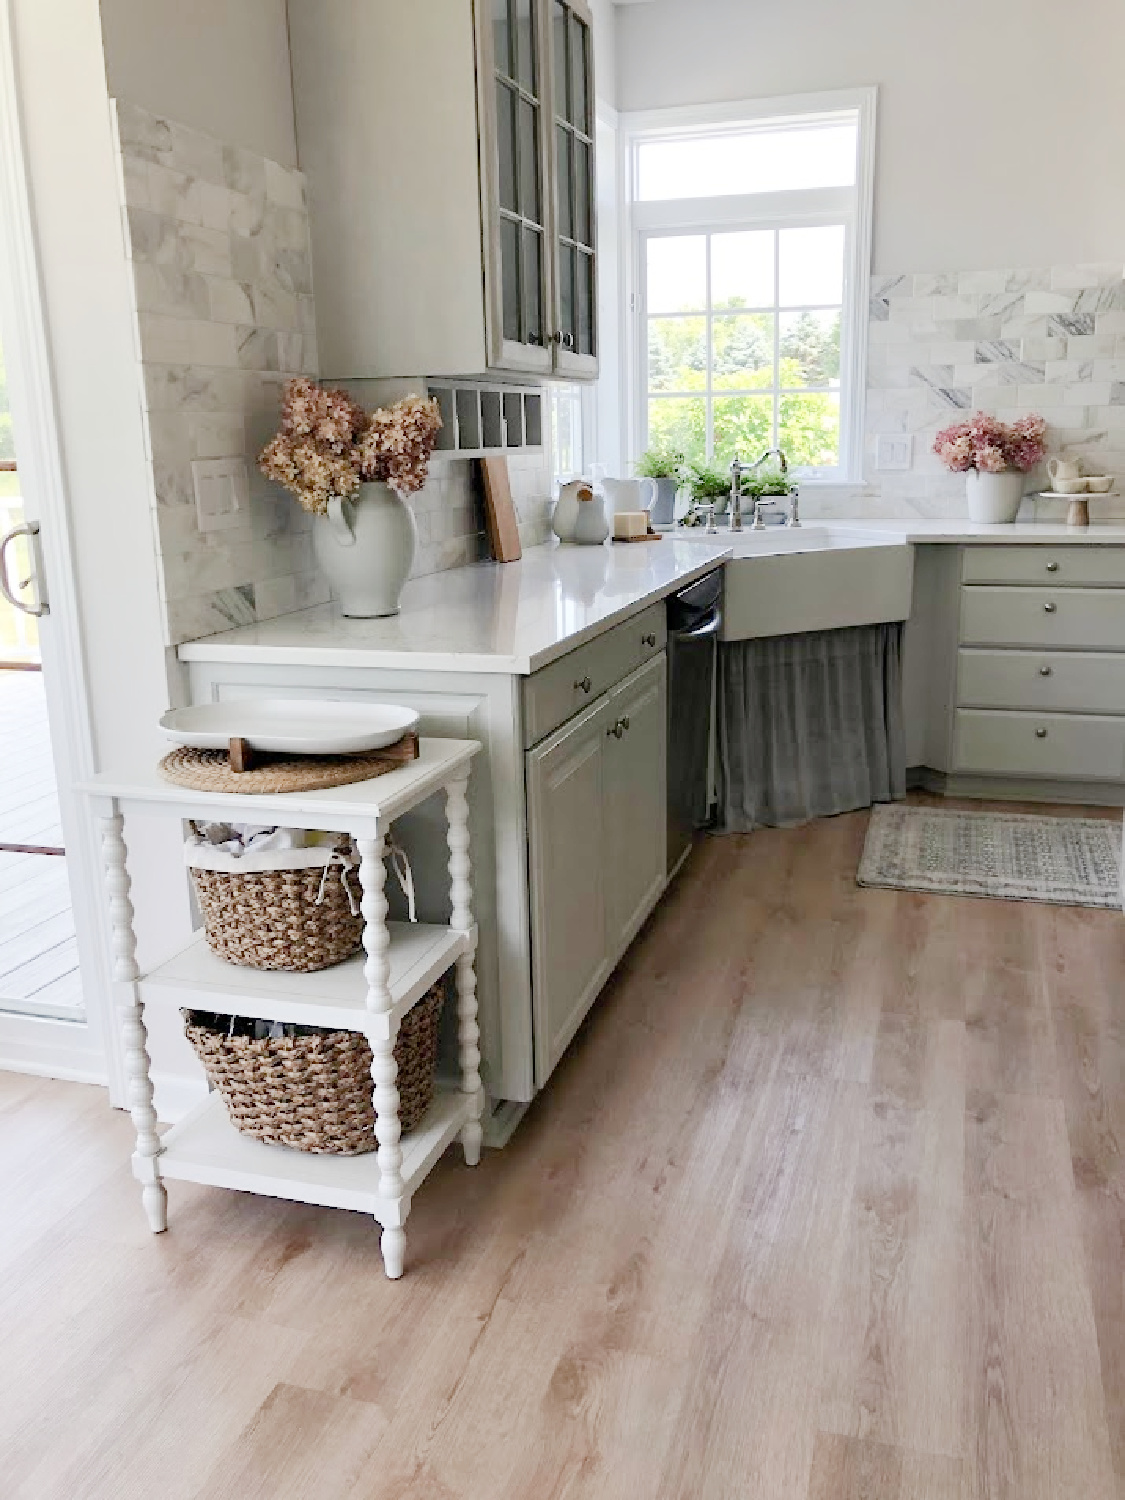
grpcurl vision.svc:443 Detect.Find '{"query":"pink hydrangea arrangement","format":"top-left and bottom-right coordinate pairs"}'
top-left (259, 377), bottom-right (442, 514)
top-left (933, 411), bottom-right (1047, 475)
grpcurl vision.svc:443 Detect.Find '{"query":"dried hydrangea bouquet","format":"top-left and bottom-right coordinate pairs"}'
top-left (933, 411), bottom-right (1047, 524)
top-left (259, 377), bottom-right (442, 616)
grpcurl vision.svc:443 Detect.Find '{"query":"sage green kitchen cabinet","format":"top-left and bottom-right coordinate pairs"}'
top-left (527, 653), bottom-right (667, 1082)
top-left (288, 0), bottom-right (598, 382)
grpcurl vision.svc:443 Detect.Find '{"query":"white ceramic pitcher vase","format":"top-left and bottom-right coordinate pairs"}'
top-left (313, 481), bottom-right (417, 617)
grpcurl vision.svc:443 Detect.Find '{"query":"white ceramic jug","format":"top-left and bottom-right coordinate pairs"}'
top-left (603, 477), bottom-right (657, 515)
top-left (551, 480), bottom-right (592, 542)
top-left (1047, 457), bottom-right (1081, 486)
top-left (573, 487), bottom-right (610, 544)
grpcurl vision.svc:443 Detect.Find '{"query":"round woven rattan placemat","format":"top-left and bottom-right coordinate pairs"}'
top-left (159, 745), bottom-right (399, 794)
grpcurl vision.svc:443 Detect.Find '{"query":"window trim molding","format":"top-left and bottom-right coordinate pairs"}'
top-left (619, 86), bottom-right (877, 483)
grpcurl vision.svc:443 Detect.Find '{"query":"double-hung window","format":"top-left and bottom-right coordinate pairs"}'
top-left (625, 91), bottom-right (875, 481)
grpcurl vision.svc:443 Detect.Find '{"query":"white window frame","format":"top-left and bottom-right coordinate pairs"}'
top-left (620, 88), bottom-right (877, 485)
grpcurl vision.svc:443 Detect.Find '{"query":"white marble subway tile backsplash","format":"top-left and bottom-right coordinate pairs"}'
top-left (859, 262), bottom-right (1125, 520)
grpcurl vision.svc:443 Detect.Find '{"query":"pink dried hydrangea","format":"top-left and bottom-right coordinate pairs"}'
top-left (357, 396), bottom-right (443, 497)
top-left (259, 380), bottom-right (442, 513)
top-left (934, 411), bottom-right (1047, 474)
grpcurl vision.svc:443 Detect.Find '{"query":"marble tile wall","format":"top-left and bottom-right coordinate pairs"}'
top-left (112, 101), bottom-right (554, 645)
top-left (112, 99), bottom-right (328, 646)
top-left (859, 262), bottom-right (1125, 520)
top-left (404, 450), bottom-right (553, 577)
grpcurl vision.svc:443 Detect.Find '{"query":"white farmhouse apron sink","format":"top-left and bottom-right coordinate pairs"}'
top-left (677, 525), bottom-right (914, 639)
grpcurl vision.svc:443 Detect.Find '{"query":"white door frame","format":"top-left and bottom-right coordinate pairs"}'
top-left (0, 0), bottom-right (120, 1092)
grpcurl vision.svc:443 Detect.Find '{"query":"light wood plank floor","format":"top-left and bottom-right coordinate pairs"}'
top-left (1, 801), bottom-right (1123, 1499)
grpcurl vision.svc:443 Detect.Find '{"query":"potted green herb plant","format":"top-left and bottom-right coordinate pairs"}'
top-left (636, 445), bottom-right (686, 525)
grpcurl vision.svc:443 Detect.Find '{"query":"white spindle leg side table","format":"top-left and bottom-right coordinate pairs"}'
top-left (81, 737), bottom-right (483, 1279)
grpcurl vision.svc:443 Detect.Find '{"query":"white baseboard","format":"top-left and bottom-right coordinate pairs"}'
top-left (0, 1010), bottom-right (107, 1086)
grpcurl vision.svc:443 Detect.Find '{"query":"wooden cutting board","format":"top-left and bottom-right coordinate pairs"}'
top-left (480, 456), bottom-right (522, 563)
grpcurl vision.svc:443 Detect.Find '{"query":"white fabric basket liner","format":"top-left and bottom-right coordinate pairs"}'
top-left (184, 843), bottom-right (357, 875)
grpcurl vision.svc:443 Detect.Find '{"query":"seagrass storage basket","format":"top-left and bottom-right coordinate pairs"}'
top-left (182, 981), bottom-right (446, 1154)
top-left (186, 836), bottom-right (364, 974)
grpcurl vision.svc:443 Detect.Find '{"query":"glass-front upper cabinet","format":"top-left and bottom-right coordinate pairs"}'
top-left (486, 0), bottom-right (552, 373)
top-left (549, 0), bottom-right (597, 377)
top-left (478, 0), bottom-right (597, 379)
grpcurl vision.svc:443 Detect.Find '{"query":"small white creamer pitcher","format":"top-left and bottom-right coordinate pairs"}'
top-left (1047, 457), bottom-right (1081, 487)
top-left (602, 477), bottom-right (657, 514)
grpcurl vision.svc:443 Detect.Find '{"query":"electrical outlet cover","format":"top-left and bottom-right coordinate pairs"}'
top-left (875, 435), bottom-right (913, 472)
top-left (191, 458), bottom-right (248, 532)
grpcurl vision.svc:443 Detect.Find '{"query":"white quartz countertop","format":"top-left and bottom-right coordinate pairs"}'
top-left (178, 519), bottom-right (1125, 678)
top-left (178, 539), bottom-right (732, 676)
top-left (790, 518), bottom-right (1125, 545)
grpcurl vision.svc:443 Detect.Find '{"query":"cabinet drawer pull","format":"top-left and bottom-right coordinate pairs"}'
top-left (1043, 602), bottom-right (1057, 613)
top-left (1045, 561), bottom-right (1059, 572)
top-left (1039, 664), bottom-right (1053, 676)
top-left (1035, 727), bottom-right (1048, 739)
top-left (641, 632), bottom-right (657, 648)
top-left (575, 675), bottom-right (592, 694)
top-left (608, 718), bottom-right (626, 739)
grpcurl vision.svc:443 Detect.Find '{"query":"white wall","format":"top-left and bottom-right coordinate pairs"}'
top-left (614, 0), bottom-right (1125, 273)
top-left (11, 0), bottom-right (199, 1111)
top-left (99, 0), bottom-right (297, 167)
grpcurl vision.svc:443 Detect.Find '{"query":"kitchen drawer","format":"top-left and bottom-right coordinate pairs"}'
top-left (962, 545), bottom-right (1125, 588)
top-left (954, 708), bottom-right (1125, 781)
top-left (522, 602), bottom-right (666, 747)
top-left (958, 649), bottom-right (1125, 714)
top-left (960, 586), bottom-right (1125, 650)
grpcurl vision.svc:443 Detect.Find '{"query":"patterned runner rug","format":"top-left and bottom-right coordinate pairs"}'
top-left (857, 805), bottom-right (1122, 909)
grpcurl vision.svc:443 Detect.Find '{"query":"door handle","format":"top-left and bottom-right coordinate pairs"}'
top-left (0, 522), bottom-right (49, 617)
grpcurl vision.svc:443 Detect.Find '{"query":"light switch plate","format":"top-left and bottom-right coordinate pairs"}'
top-left (875, 435), bottom-right (913, 471)
top-left (191, 458), bottom-right (248, 532)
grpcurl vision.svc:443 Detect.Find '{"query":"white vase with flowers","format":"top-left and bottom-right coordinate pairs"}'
top-left (259, 378), bottom-right (442, 617)
top-left (933, 411), bottom-right (1047, 524)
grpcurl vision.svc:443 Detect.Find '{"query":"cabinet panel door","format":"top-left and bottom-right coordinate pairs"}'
top-left (604, 653), bottom-right (668, 958)
top-left (478, 0), bottom-right (553, 373)
top-left (546, 0), bottom-right (598, 378)
top-left (527, 696), bottom-right (611, 1083)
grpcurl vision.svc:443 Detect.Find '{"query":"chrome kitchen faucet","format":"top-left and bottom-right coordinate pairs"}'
top-left (730, 449), bottom-right (801, 530)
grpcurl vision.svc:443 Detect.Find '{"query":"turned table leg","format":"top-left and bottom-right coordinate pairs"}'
top-left (446, 776), bottom-right (483, 1167)
top-left (99, 810), bottom-right (166, 1233)
top-left (359, 834), bottom-right (406, 1279)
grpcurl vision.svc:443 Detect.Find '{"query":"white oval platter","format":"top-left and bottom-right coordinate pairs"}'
top-left (159, 700), bottom-right (420, 755)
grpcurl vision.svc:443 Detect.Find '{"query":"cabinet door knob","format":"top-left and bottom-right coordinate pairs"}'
top-left (552, 331), bottom-right (575, 349)
top-left (1035, 727), bottom-right (1048, 738)
top-left (575, 675), bottom-right (592, 693)
top-left (1046, 561), bottom-right (1058, 572)
top-left (620, 714), bottom-right (630, 731)
top-left (608, 719), bottom-right (625, 739)
top-left (1039, 664), bottom-right (1052, 676)
top-left (1043, 602), bottom-right (1057, 613)
top-left (642, 632), bottom-right (657, 647)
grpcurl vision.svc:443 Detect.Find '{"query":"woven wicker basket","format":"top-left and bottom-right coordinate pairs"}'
top-left (188, 842), bottom-right (363, 973)
top-left (182, 983), bottom-right (445, 1154)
